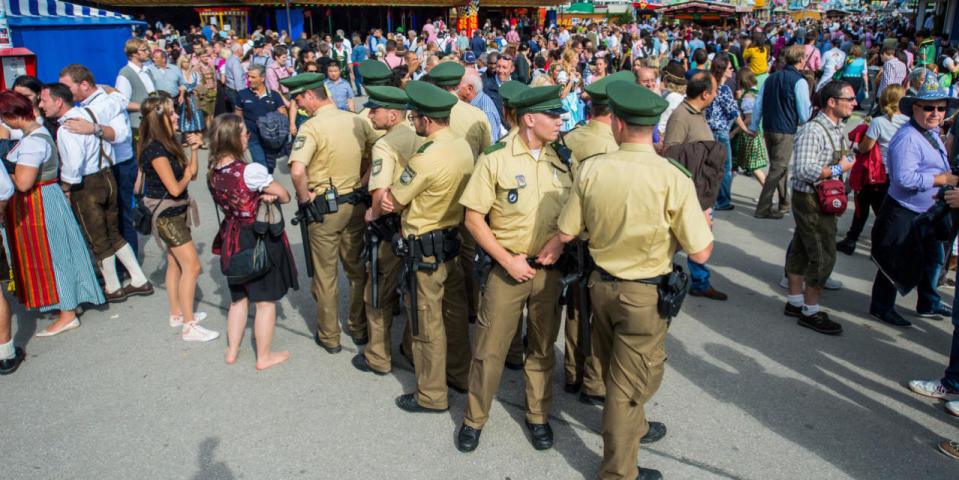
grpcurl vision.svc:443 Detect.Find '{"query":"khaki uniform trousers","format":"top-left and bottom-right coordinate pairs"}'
top-left (363, 241), bottom-right (402, 372)
top-left (409, 255), bottom-right (471, 410)
top-left (464, 265), bottom-right (562, 428)
top-left (458, 225), bottom-right (480, 319)
top-left (564, 285), bottom-right (605, 396)
top-left (308, 203), bottom-right (368, 348)
top-left (589, 272), bottom-right (667, 480)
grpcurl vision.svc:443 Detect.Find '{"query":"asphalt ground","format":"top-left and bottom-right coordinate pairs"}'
top-left (3, 120), bottom-right (959, 479)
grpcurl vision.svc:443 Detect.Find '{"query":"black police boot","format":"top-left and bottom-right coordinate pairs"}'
top-left (836, 237), bottom-right (856, 256)
top-left (351, 354), bottom-right (388, 376)
top-left (525, 421), bottom-right (553, 450)
top-left (456, 423), bottom-right (481, 453)
top-left (314, 332), bottom-right (341, 354)
top-left (395, 393), bottom-right (447, 413)
top-left (636, 467), bottom-right (663, 480)
top-left (579, 391), bottom-right (606, 405)
top-left (0, 347), bottom-right (25, 375)
top-left (640, 422), bottom-right (667, 444)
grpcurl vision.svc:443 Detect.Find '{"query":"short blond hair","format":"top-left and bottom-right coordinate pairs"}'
top-left (124, 38), bottom-right (146, 59)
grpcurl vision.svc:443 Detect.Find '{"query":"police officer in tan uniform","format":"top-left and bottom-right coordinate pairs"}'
top-left (352, 85), bottom-right (421, 375)
top-left (558, 71), bottom-right (632, 404)
top-left (494, 80), bottom-right (528, 371)
top-left (282, 73), bottom-right (377, 353)
top-left (455, 85), bottom-right (574, 452)
top-left (378, 80), bottom-right (474, 412)
top-left (355, 59), bottom-right (397, 140)
top-left (426, 61), bottom-right (492, 327)
top-left (557, 82), bottom-right (713, 480)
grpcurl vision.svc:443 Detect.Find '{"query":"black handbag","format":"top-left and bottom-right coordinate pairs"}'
top-left (131, 172), bottom-right (165, 235)
top-left (219, 202), bottom-right (272, 285)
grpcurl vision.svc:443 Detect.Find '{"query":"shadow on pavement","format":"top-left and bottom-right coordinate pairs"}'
top-left (192, 437), bottom-right (234, 480)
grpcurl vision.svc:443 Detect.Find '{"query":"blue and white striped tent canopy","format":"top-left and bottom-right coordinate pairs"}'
top-left (4, 0), bottom-right (142, 85)
top-left (4, 0), bottom-right (132, 20)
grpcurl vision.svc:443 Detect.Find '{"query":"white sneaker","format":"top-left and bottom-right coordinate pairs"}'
top-left (779, 275), bottom-right (789, 289)
top-left (908, 379), bottom-right (959, 400)
top-left (170, 311), bottom-right (208, 328)
top-left (824, 276), bottom-right (843, 290)
top-left (181, 321), bottom-right (219, 342)
top-left (946, 401), bottom-right (959, 417)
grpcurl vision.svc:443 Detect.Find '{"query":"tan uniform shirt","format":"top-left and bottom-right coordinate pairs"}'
top-left (369, 122), bottom-right (421, 192)
top-left (289, 103), bottom-right (376, 194)
top-left (563, 119), bottom-right (618, 163)
top-left (662, 100), bottom-right (715, 149)
top-left (450, 100), bottom-right (492, 159)
top-left (460, 133), bottom-right (575, 256)
top-left (558, 143), bottom-right (713, 280)
top-left (392, 128), bottom-right (474, 237)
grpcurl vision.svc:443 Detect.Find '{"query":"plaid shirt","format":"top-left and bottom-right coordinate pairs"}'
top-left (791, 113), bottom-right (847, 193)
top-left (877, 57), bottom-right (907, 97)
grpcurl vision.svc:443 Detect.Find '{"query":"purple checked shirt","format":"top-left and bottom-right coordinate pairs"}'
top-left (887, 121), bottom-right (950, 213)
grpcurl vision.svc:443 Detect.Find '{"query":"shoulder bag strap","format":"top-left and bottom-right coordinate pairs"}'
top-left (82, 107), bottom-right (114, 169)
top-left (811, 119), bottom-right (841, 165)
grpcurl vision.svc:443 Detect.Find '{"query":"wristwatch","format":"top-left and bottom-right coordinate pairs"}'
top-left (94, 124), bottom-right (104, 138)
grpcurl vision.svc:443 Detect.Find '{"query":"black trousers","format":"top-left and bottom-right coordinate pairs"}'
top-left (844, 182), bottom-right (888, 242)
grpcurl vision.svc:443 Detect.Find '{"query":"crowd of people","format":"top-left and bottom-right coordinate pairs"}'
top-left (1, 8), bottom-right (959, 477)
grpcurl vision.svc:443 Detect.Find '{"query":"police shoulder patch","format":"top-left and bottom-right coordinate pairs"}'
top-left (483, 141), bottom-right (506, 155)
top-left (293, 135), bottom-right (306, 151)
top-left (399, 166), bottom-right (417, 185)
top-left (416, 141), bottom-right (434, 154)
top-left (666, 157), bottom-right (692, 178)
top-left (372, 158), bottom-right (383, 175)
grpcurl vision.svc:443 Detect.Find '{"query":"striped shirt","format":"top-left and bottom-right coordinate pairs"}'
top-left (877, 57), bottom-right (907, 97)
top-left (469, 91), bottom-right (502, 144)
top-left (791, 113), bottom-right (847, 194)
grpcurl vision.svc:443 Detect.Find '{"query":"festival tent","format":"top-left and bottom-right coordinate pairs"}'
top-left (4, 0), bottom-right (143, 84)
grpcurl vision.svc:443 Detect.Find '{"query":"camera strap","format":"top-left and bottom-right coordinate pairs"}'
top-left (909, 119), bottom-right (949, 170)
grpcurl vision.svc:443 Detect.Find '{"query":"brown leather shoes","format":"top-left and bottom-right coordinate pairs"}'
top-left (104, 287), bottom-right (130, 303)
top-left (124, 281), bottom-right (154, 298)
top-left (689, 287), bottom-right (728, 301)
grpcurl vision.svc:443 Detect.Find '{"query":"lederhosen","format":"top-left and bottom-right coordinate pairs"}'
top-left (69, 108), bottom-right (125, 263)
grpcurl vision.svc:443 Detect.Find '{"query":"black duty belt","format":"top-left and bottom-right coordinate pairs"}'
top-left (595, 266), bottom-right (666, 285)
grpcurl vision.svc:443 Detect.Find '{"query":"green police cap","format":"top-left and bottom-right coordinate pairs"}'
top-left (426, 61), bottom-right (465, 87)
top-left (280, 72), bottom-right (327, 97)
top-left (364, 85), bottom-right (408, 110)
top-left (498, 80), bottom-right (528, 108)
top-left (606, 82), bottom-right (668, 126)
top-left (585, 71), bottom-right (636, 106)
top-left (358, 59), bottom-right (392, 86)
top-left (511, 85), bottom-right (565, 115)
top-left (404, 80), bottom-right (457, 118)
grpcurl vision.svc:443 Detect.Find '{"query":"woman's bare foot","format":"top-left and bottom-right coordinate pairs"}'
top-left (255, 351), bottom-right (290, 371)
top-left (225, 347), bottom-right (239, 365)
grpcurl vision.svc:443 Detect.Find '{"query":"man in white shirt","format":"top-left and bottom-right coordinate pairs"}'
top-left (817, 38), bottom-right (846, 91)
top-left (38, 82), bottom-right (153, 302)
top-left (116, 38), bottom-right (156, 123)
top-left (59, 64), bottom-right (142, 258)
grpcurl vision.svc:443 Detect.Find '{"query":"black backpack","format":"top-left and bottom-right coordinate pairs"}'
top-left (256, 94), bottom-right (290, 152)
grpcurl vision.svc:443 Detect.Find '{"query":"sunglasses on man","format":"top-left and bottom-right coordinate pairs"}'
top-left (919, 105), bottom-right (947, 112)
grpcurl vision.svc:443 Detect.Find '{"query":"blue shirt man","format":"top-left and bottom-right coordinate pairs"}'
top-left (147, 58), bottom-right (185, 97)
top-left (325, 76), bottom-right (355, 111)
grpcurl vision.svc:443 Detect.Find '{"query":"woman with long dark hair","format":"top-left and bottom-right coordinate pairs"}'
top-left (207, 114), bottom-right (297, 369)
top-left (0, 91), bottom-right (103, 336)
top-left (138, 95), bottom-right (217, 342)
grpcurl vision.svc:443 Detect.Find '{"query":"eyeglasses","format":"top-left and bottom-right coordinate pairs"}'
top-left (920, 105), bottom-right (948, 112)
top-left (407, 113), bottom-right (422, 122)
top-left (835, 96), bottom-right (857, 102)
